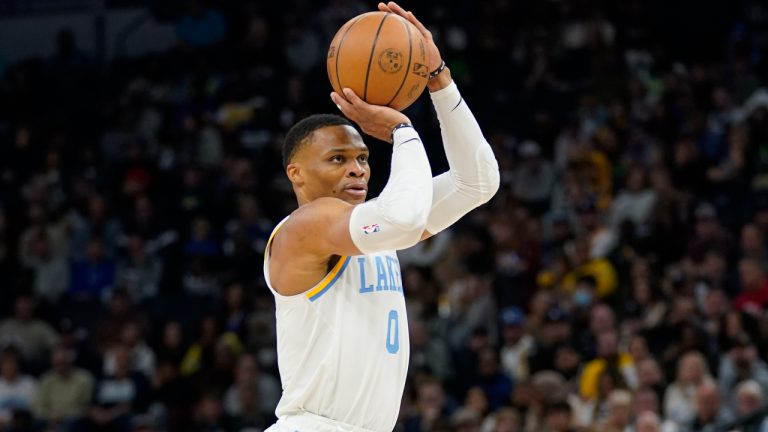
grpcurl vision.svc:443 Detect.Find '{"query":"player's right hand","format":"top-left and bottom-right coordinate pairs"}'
top-left (378, 2), bottom-right (443, 74)
top-left (331, 88), bottom-right (411, 143)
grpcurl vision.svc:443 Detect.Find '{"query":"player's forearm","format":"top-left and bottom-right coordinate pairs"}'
top-left (425, 80), bottom-right (500, 234)
top-left (349, 126), bottom-right (433, 253)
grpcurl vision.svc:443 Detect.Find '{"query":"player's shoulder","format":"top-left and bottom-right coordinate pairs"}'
top-left (272, 197), bottom-right (355, 252)
top-left (285, 197), bottom-right (354, 229)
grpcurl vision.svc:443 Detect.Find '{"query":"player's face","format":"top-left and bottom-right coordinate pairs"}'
top-left (295, 125), bottom-right (370, 204)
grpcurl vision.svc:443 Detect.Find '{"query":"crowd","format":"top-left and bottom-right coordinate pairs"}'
top-left (1, 0), bottom-right (768, 431)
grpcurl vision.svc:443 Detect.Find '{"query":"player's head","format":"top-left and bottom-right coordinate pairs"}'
top-left (283, 114), bottom-right (370, 205)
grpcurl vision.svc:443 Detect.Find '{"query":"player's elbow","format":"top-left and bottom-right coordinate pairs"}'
top-left (466, 152), bottom-right (500, 205)
top-left (479, 162), bottom-right (501, 204)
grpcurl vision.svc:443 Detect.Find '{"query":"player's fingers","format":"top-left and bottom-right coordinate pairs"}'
top-left (330, 92), bottom-right (353, 114)
top-left (406, 11), bottom-right (429, 34)
top-left (378, 2), bottom-right (392, 12)
top-left (386, 2), bottom-right (408, 18)
top-left (342, 88), bottom-right (366, 107)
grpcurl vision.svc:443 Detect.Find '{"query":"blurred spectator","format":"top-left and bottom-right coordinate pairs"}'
top-left (0, 348), bottom-right (36, 428)
top-left (528, 306), bottom-right (573, 375)
top-left (499, 307), bottom-right (533, 383)
top-left (561, 236), bottom-right (618, 298)
top-left (190, 392), bottom-right (237, 432)
top-left (512, 141), bottom-right (555, 214)
top-left (116, 235), bottom-right (163, 304)
top-left (484, 407), bottom-right (520, 432)
top-left (68, 237), bottom-right (116, 302)
top-left (685, 380), bottom-right (734, 432)
top-left (18, 227), bottom-right (68, 304)
top-left (103, 322), bottom-right (156, 381)
top-left (93, 290), bottom-right (146, 353)
top-left (218, 282), bottom-right (249, 340)
top-left (222, 354), bottom-right (279, 429)
top-left (597, 389), bottom-right (633, 432)
top-left (0, 296), bottom-right (59, 367)
top-left (733, 257), bottom-right (768, 314)
top-left (88, 345), bottom-right (150, 432)
top-left (67, 195), bottom-right (122, 262)
top-left (541, 401), bottom-right (575, 432)
top-left (409, 319), bottom-right (453, 382)
top-left (473, 348), bottom-right (513, 411)
top-left (154, 321), bottom-right (185, 365)
top-left (663, 351), bottom-right (712, 426)
top-left (608, 165), bottom-right (657, 234)
top-left (33, 346), bottom-right (94, 431)
top-left (180, 316), bottom-right (218, 377)
top-left (404, 377), bottom-right (453, 432)
top-left (731, 380), bottom-right (765, 431)
top-left (686, 203), bottom-right (736, 263)
top-left (717, 333), bottom-right (768, 410)
top-left (578, 329), bottom-right (636, 401)
top-left (635, 411), bottom-right (662, 432)
top-left (739, 224), bottom-right (767, 269)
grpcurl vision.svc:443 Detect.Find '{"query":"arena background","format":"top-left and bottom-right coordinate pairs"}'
top-left (1, 0), bottom-right (768, 431)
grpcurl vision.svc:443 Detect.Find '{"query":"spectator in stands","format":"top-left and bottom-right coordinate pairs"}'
top-left (0, 296), bottom-right (59, 368)
top-left (686, 380), bottom-right (734, 432)
top-left (663, 351), bottom-right (712, 427)
top-left (34, 346), bottom-right (94, 432)
top-left (0, 347), bottom-right (36, 428)
top-left (717, 332), bottom-right (768, 410)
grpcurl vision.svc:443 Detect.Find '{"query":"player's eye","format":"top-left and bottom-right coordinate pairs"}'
top-left (330, 155), bottom-right (344, 163)
top-left (358, 155), bottom-right (369, 163)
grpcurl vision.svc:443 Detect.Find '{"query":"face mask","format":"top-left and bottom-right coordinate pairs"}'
top-left (574, 290), bottom-right (593, 307)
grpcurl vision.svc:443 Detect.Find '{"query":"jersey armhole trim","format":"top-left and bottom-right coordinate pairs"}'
top-left (306, 255), bottom-right (351, 302)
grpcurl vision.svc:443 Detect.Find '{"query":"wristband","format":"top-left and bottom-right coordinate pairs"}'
top-left (429, 61), bottom-right (447, 79)
top-left (390, 122), bottom-right (413, 143)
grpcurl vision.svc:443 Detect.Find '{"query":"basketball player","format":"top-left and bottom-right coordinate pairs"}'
top-left (264, 2), bottom-right (499, 431)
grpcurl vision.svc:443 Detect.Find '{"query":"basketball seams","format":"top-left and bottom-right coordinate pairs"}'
top-left (363, 13), bottom-right (390, 102)
top-left (385, 16), bottom-right (413, 108)
top-left (333, 15), bottom-right (365, 97)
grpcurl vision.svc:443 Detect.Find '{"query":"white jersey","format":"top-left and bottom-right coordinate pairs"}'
top-left (263, 217), bottom-right (409, 432)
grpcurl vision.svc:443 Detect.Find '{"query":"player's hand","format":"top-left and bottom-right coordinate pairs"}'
top-left (378, 2), bottom-right (442, 73)
top-left (331, 88), bottom-right (410, 143)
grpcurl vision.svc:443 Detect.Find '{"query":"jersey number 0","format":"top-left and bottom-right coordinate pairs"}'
top-left (386, 310), bottom-right (399, 354)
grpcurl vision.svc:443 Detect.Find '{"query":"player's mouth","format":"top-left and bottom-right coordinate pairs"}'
top-left (343, 183), bottom-right (368, 199)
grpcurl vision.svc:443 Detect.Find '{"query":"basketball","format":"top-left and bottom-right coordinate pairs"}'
top-left (327, 11), bottom-right (429, 111)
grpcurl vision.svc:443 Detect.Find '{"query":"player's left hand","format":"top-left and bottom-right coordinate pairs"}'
top-left (378, 2), bottom-right (442, 73)
top-left (331, 88), bottom-right (411, 143)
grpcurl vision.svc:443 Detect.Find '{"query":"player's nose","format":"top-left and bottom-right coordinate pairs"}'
top-left (347, 160), bottom-right (366, 177)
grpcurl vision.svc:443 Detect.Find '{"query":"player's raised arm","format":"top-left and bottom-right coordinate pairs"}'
top-left (380, 1), bottom-right (501, 237)
top-left (273, 89), bottom-right (433, 262)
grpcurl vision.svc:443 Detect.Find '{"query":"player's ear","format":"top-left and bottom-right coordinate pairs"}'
top-left (286, 163), bottom-right (304, 187)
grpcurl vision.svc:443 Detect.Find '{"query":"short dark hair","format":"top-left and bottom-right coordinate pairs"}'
top-left (283, 114), bottom-right (354, 167)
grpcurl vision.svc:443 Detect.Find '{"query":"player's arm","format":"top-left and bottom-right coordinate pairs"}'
top-left (421, 68), bottom-right (500, 237)
top-left (380, 2), bottom-right (500, 239)
top-left (279, 90), bottom-right (434, 258)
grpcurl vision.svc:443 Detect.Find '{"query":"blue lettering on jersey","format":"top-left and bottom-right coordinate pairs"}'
top-left (385, 256), bottom-right (400, 292)
top-left (375, 256), bottom-right (389, 291)
top-left (358, 257), bottom-right (374, 293)
top-left (357, 256), bottom-right (404, 296)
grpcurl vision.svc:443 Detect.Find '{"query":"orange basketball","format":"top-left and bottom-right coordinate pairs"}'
top-left (327, 11), bottom-right (429, 111)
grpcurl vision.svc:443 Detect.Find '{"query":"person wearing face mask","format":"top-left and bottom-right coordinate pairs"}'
top-left (571, 275), bottom-right (597, 310)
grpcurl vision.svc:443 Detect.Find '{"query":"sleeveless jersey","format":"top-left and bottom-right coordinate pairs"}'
top-left (263, 217), bottom-right (409, 432)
